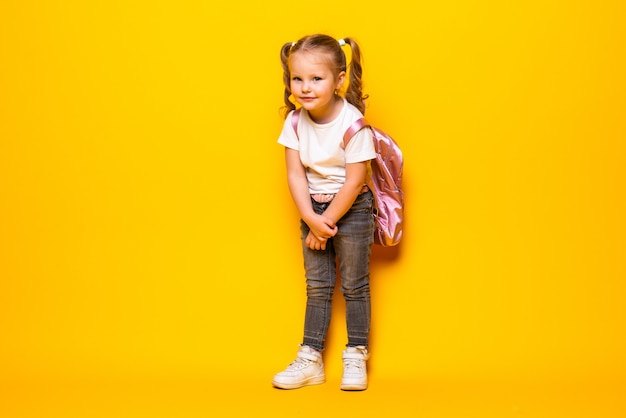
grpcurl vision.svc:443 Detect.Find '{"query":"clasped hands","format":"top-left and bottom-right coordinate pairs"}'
top-left (305, 214), bottom-right (337, 251)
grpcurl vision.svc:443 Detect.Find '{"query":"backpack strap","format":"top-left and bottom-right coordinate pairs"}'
top-left (291, 108), bottom-right (301, 139)
top-left (343, 118), bottom-right (371, 147)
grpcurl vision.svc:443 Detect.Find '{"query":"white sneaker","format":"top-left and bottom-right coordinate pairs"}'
top-left (272, 346), bottom-right (325, 389)
top-left (340, 346), bottom-right (369, 391)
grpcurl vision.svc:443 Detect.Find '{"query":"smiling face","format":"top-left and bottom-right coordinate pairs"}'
top-left (289, 51), bottom-right (345, 123)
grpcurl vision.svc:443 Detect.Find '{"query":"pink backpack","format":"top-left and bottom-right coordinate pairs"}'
top-left (291, 109), bottom-right (404, 246)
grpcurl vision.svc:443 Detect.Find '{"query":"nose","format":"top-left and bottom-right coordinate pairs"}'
top-left (301, 80), bottom-right (311, 93)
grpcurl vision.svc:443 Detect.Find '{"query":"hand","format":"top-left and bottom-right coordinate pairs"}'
top-left (306, 231), bottom-right (330, 251)
top-left (303, 214), bottom-right (337, 251)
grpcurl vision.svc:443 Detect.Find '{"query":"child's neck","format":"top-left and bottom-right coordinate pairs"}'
top-left (308, 97), bottom-right (344, 124)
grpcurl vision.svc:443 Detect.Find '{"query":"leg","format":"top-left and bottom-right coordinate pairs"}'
top-left (300, 202), bottom-right (336, 352)
top-left (334, 190), bottom-right (375, 348)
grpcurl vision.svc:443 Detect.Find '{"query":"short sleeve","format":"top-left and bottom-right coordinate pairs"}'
top-left (277, 111), bottom-right (300, 151)
top-left (345, 128), bottom-right (375, 164)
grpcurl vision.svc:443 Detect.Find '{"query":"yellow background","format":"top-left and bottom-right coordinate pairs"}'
top-left (1, 1), bottom-right (625, 417)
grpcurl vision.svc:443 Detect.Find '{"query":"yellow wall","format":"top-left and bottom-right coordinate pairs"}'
top-left (1, 0), bottom-right (625, 384)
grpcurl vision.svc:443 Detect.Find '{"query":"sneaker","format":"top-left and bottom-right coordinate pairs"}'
top-left (340, 346), bottom-right (369, 391)
top-left (272, 346), bottom-right (325, 389)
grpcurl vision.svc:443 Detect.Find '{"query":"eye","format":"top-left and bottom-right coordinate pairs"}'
top-left (313, 77), bottom-right (322, 81)
top-left (291, 76), bottom-right (302, 82)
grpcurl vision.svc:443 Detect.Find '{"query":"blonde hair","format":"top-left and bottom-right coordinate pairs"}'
top-left (280, 34), bottom-right (368, 119)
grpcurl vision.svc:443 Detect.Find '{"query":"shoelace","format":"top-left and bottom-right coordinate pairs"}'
top-left (343, 358), bottom-right (365, 373)
top-left (287, 357), bottom-right (313, 371)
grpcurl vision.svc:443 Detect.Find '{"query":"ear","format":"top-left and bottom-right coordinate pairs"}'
top-left (335, 71), bottom-right (346, 90)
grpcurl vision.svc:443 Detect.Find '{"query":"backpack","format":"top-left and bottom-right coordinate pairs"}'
top-left (291, 109), bottom-right (404, 247)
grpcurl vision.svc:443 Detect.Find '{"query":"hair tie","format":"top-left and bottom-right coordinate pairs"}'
top-left (338, 39), bottom-right (346, 47)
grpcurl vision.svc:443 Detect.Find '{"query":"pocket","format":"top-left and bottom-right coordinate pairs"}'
top-left (350, 191), bottom-right (374, 214)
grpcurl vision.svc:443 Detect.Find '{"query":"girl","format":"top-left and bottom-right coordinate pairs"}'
top-left (272, 34), bottom-right (376, 391)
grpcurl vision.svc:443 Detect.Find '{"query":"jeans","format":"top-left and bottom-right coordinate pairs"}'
top-left (300, 190), bottom-right (375, 351)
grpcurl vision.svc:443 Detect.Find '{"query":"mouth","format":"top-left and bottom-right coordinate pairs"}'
top-left (299, 97), bottom-right (315, 101)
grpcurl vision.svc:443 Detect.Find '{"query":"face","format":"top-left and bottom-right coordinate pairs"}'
top-left (289, 51), bottom-right (345, 123)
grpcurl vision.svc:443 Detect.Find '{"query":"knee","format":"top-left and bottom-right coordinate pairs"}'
top-left (342, 281), bottom-right (370, 300)
top-left (306, 283), bottom-right (334, 299)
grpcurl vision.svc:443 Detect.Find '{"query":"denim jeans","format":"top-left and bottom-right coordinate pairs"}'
top-left (300, 190), bottom-right (375, 351)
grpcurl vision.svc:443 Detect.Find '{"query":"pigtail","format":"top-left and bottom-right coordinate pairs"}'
top-left (280, 42), bottom-right (296, 119)
top-left (342, 37), bottom-right (369, 115)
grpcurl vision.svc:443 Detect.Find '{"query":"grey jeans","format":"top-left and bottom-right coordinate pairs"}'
top-left (300, 190), bottom-right (375, 351)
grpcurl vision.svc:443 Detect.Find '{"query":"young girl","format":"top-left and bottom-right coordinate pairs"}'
top-left (273, 34), bottom-right (376, 391)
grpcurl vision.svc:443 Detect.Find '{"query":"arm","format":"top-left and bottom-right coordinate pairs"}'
top-left (285, 148), bottom-right (338, 250)
top-left (322, 160), bottom-right (369, 225)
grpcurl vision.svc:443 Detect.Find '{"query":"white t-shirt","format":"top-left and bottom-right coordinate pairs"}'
top-left (277, 99), bottom-right (376, 194)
